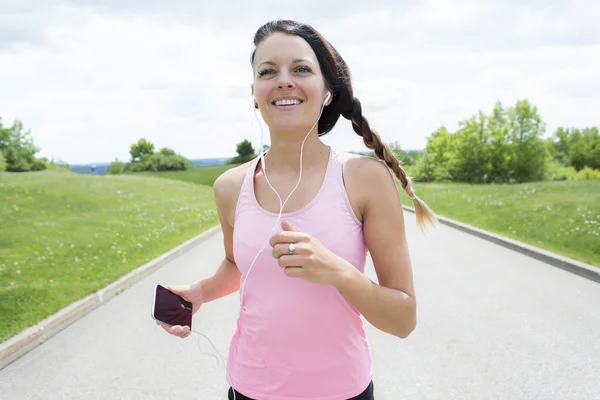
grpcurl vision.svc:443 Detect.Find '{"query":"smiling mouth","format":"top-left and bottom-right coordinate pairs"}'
top-left (272, 99), bottom-right (303, 106)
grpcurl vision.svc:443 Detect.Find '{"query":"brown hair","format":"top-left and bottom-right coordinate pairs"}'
top-left (251, 20), bottom-right (437, 230)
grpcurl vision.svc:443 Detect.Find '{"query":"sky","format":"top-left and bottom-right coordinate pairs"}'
top-left (1, 0), bottom-right (599, 165)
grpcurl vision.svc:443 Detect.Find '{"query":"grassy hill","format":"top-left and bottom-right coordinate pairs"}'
top-left (136, 164), bottom-right (240, 187)
top-left (0, 170), bottom-right (219, 343)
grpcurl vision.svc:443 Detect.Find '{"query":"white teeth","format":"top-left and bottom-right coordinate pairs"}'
top-left (274, 99), bottom-right (301, 106)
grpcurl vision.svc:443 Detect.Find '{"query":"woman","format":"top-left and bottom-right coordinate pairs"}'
top-left (157, 19), bottom-right (437, 400)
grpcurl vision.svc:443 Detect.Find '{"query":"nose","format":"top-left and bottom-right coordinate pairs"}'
top-left (276, 69), bottom-right (295, 90)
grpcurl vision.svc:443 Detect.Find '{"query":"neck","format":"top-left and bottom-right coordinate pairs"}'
top-left (263, 132), bottom-right (329, 174)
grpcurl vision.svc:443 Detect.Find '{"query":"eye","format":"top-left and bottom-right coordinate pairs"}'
top-left (257, 68), bottom-right (275, 77)
top-left (296, 65), bottom-right (312, 73)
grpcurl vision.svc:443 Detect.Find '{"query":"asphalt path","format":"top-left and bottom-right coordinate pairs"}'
top-left (1, 212), bottom-right (599, 399)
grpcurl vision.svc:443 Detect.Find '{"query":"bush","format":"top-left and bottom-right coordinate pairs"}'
top-left (545, 161), bottom-right (578, 181)
top-left (30, 157), bottom-right (48, 171)
top-left (575, 167), bottom-right (600, 180)
top-left (545, 161), bottom-right (600, 181)
top-left (108, 159), bottom-right (125, 175)
top-left (0, 151), bottom-right (5, 172)
top-left (126, 152), bottom-right (191, 172)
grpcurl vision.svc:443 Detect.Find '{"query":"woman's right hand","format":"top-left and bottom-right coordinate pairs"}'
top-left (155, 283), bottom-right (203, 339)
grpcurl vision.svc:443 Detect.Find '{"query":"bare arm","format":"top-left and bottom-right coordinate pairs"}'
top-left (335, 157), bottom-right (416, 338)
top-left (192, 167), bottom-right (244, 304)
top-left (194, 257), bottom-right (240, 304)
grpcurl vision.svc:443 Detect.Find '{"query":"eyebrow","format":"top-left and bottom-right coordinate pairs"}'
top-left (258, 58), bottom-right (313, 68)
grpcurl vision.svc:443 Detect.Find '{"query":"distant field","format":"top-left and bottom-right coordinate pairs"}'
top-left (0, 171), bottom-right (219, 343)
top-left (137, 164), bottom-right (240, 187)
top-left (399, 180), bottom-right (600, 267)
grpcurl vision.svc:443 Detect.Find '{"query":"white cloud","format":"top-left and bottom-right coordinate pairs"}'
top-left (0, 1), bottom-right (599, 164)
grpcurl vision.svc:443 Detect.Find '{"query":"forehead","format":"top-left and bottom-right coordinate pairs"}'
top-left (254, 32), bottom-right (318, 67)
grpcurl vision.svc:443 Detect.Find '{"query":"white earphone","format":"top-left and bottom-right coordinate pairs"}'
top-left (214, 88), bottom-right (331, 399)
top-left (247, 88), bottom-right (330, 300)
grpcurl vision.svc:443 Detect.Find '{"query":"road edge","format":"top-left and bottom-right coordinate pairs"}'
top-left (403, 206), bottom-right (600, 284)
top-left (0, 225), bottom-right (221, 371)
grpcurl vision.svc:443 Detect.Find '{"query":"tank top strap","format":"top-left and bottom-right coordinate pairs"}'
top-left (234, 154), bottom-right (262, 222)
top-left (324, 146), bottom-right (344, 191)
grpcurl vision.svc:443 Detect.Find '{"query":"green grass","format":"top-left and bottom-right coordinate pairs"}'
top-left (0, 170), bottom-right (219, 343)
top-left (399, 180), bottom-right (600, 267)
top-left (136, 164), bottom-right (240, 187)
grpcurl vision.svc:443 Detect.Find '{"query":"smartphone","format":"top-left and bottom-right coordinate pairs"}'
top-left (151, 284), bottom-right (193, 329)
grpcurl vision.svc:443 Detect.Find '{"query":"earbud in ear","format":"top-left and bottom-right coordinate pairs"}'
top-left (253, 95), bottom-right (258, 109)
top-left (324, 91), bottom-right (331, 105)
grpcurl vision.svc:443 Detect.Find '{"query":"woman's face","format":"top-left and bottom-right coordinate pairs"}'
top-left (252, 32), bottom-right (331, 134)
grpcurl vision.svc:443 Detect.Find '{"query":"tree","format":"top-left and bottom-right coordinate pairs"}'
top-left (550, 127), bottom-right (600, 171)
top-left (506, 99), bottom-right (548, 182)
top-left (412, 99), bottom-right (550, 183)
top-left (413, 126), bottom-right (454, 182)
top-left (125, 140), bottom-right (190, 172)
top-left (0, 118), bottom-right (47, 172)
top-left (447, 110), bottom-right (492, 183)
top-left (129, 138), bottom-right (155, 163)
top-left (486, 101), bottom-right (511, 182)
top-left (227, 139), bottom-right (257, 164)
top-left (0, 151), bottom-right (5, 172)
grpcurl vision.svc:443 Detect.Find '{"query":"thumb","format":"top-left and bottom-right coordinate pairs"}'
top-left (167, 285), bottom-right (185, 295)
top-left (281, 219), bottom-right (298, 232)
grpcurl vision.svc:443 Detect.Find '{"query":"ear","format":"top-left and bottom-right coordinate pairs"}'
top-left (251, 84), bottom-right (258, 109)
top-left (324, 90), bottom-right (333, 106)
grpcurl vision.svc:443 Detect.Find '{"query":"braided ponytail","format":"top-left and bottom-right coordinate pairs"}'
top-left (342, 98), bottom-right (438, 231)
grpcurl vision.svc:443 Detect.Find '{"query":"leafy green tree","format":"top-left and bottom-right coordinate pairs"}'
top-left (506, 100), bottom-right (547, 182)
top-left (447, 110), bottom-right (492, 183)
top-left (129, 138), bottom-right (155, 163)
top-left (125, 141), bottom-right (190, 172)
top-left (227, 139), bottom-right (257, 164)
top-left (413, 99), bottom-right (550, 183)
top-left (486, 101), bottom-right (512, 182)
top-left (550, 127), bottom-right (600, 171)
top-left (413, 127), bottom-right (454, 181)
top-left (0, 118), bottom-right (47, 172)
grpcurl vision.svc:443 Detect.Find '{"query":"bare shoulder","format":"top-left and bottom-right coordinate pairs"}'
top-left (213, 160), bottom-right (254, 227)
top-left (339, 152), bottom-right (398, 223)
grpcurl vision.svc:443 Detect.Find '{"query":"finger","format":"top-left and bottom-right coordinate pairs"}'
top-left (277, 254), bottom-right (305, 268)
top-left (170, 325), bottom-right (188, 338)
top-left (283, 266), bottom-right (303, 278)
top-left (269, 231), bottom-right (307, 247)
top-left (272, 242), bottom-right (303, 258)
top-left (281, 220), bottom-right (299, 232)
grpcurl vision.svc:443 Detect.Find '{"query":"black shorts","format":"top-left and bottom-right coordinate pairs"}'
top-left (228, 380), bottom-right (375, 400)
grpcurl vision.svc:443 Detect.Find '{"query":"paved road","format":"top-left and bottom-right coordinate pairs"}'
top-left (1, 212), bottom-right (599, 399)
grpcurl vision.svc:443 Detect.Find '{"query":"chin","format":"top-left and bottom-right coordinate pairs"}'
top-left (269, 118), bottom-right (313, 134)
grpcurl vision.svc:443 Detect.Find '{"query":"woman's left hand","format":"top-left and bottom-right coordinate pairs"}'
top-left (269, 220), bottom-right (350, 286)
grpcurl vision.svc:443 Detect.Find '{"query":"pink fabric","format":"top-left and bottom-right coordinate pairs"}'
top-left (227, 146), bottom-right (372, 400)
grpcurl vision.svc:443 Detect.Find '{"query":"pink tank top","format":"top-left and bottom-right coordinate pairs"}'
top-left (227, 146), bottom-right (372, 400)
